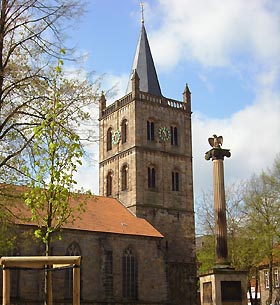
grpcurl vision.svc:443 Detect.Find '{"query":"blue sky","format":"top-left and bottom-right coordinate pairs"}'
top-left (70, 0), bottom-right (280, 200)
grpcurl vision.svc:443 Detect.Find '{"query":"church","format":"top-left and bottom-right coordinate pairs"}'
top-left (1, 20), bottom-right (197, 305)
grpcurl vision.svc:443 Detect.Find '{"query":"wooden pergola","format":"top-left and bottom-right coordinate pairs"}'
top-left (0, 256), bottom-right (81, 305)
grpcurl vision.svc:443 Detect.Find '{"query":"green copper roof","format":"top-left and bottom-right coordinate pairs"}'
top-left (126, 24), bottom-right (162, 96)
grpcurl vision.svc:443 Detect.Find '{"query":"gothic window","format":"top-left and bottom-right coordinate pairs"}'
top-left (122, 247), bottom-right (138, 300)
top-left (170, 126), bottom-right (178, 146)
top-left (121, 164), bottom-right (128, 191)
top-left (107, 128), bottom-right (112, 151)
top-left (274, 269), bottom-right (279, 288)
top-left (121, 119), bottom-right (128, 143)
top-left (106, 171), bottom-right (113, 196)
top-left (64, 242), bottom-right (82, 299)
top-left (104, 251), bottom-right (113, 298)
top-left (147, 120), bottom-right (155, 141)
top-left (148, 166), bottom-right (156, 188)
top-left (264, 270), bottom-right (269, 289)
top-left (172, 171), bottom-right (180, 191)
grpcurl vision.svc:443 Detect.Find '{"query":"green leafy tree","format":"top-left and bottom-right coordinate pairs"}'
top-left (23, 59), bottom-right (97, 305)
top-left (242, 162), bottom-right (280, 305)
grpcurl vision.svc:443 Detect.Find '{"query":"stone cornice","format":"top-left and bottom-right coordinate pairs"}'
top-left (100, 145), bottom-right (192, 166)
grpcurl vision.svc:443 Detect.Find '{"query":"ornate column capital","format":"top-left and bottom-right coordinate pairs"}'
top-left (205, 148), bottom-right (231, 161)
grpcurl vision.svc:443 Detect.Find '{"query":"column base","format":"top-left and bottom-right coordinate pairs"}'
top-left (200, 268), bottom-right (247, 305)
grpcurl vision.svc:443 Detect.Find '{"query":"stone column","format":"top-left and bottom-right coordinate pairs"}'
top-left (200, 136), bottom-right (247, 305)
top-left (205, 142), bottom-right (231, 268)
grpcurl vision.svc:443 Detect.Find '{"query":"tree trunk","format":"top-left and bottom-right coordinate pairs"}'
top-left (269, 252), bottom-right (273, 305)
top-left (254, 269), bottom-right (259, 305)
top-left (44, 236), bottom-right (53, 305)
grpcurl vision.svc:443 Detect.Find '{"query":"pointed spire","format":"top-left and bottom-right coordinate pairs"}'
top-left (126, 21), bottom-right (162, 96)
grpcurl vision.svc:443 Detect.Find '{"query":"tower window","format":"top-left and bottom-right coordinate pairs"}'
top-left (171, 126), bottom-right (178, 146)
top-left (172, 171), bottom-right (179, 191)
top-left (122, 247), bottom-right (138, 300)
top-left (121, 119), bottom-right (128, 143)
top-left (121, 164), bottom-right (128, 191)
top-left (147, 120), bottom-right (155, 141)
top-left (107, 128), bottom-right (112, 151)
top-left (148, 167), bottom-right (156, 188)
top-left (106, 171), bottom-right (113, 196)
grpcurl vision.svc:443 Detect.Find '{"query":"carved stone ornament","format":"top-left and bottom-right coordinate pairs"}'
top-left (205, 134), bottom-right (231, 161)
top-left (208, 134), bottom-right (223, 148)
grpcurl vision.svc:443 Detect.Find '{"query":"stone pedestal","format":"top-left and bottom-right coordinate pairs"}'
top-left (200, 269), bottom-right (247, 305)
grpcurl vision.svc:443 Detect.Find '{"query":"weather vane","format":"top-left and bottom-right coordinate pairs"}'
top-left (140, 2), bottom-right (144, 24)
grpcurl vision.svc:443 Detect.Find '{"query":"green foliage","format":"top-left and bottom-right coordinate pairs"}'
top-left (24, 59), bottom-right (90, 254)
top-left (196, 235), bottom-right (215, 274)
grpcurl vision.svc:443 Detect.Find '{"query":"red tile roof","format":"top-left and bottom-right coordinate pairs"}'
top-left (1, 185), bottom-right (163, 238)
top-left (65, 195), bottom-right (163, 238)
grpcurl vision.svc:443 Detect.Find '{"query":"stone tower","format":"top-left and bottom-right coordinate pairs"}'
top-left (99, 22), bottom-right (197, 305)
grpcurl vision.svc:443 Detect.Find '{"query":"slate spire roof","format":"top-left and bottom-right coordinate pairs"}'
top-left (126, 22), bottom-right (162, 96)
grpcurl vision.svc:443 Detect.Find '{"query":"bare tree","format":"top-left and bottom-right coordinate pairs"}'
top-left (0, 0), bottom-right (86, 180)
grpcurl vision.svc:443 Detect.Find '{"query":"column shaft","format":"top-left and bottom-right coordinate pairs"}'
top-left (213, 159), bottom-right (228, 265)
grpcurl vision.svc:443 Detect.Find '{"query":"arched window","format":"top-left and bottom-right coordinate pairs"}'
top-left (107, 128), bottom-right (112, 151)
top-left (148, 166), bottom-right (156, 188)
top-left (171, 126), bottom-right (178, 146)
top-left (106, 171), bottom-right (113, 196)
top-left (104, 250), bottom-right (113, 298)
top-left (147, 120), bottom-right (155, 141)
top-left (122, 247), bottom-right (138, 300)
top-left (121, 164), bottom-right (128, 191)
top-left (121, 119), bottom-right (128, 143)
top-left (64, 242), bottom-right (82, 299)
top-left (172, 171), bottom-right (180, 191)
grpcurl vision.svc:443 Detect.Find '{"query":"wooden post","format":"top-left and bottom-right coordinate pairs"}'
top-left (73, 265), bottom-right (80, 305)
top-left (3, 268), bottom-right (10, 305)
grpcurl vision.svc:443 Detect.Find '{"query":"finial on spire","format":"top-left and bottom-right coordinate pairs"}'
top-left (140, 2), bottom-right (144, 24)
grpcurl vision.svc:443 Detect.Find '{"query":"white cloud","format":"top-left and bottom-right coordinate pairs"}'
top-left (149, 0), bottom-right (280, 69)
top-left (193, 87), bottom-right (280, 197)
top-left (102, 72), bottom-right (129, 104)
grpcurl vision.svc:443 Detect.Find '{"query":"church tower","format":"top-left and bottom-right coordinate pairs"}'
top-left (99, 21), bottom-right (197, 305)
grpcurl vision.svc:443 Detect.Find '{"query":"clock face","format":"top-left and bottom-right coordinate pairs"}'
top-left (158, 126), bottom-right (171, 141)
top-left (112, 130), bottom-right (121, 145)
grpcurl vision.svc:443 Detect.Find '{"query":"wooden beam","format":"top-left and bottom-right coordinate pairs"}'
top-left (0, 256), bottom-right (81, 268)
